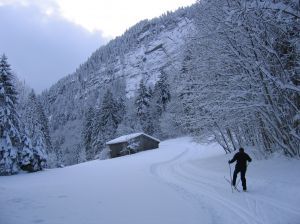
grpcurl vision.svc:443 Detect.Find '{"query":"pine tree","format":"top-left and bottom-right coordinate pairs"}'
top-left (149, 71), bottom-right (171, 136)
top-left (99, 90), bottom-right (120, 140)
top-left (154, 71), bottom-right (171, 113)
top-left (24, 91), bottom-right (50, 149)
top-left (32, 136), bottom-right (47, 170)
top-left (115, 96), bottom-right (126, 125)
top-left (36, 95), bottom-right (52, 152)
top-left (0, 54), bottom-right (21, 175)
top-left (0, 56), bottom-right (47, 174)
top-left (21, 137), bottom-right (48, 172)
top-left (83, 107), bottom-right (95, 160)
top-left (116, 98), bottom-right (142, 136)
top-left (92, 90), bottom-right (120, 156)
top-left (135, 80), bottom-right (154, 134)
top-left (135, 80), bottom-right (151, 118)
top-left (21, 90), bottom-right (48, 170)
top-left (19, 135), bottom-right (36, 172)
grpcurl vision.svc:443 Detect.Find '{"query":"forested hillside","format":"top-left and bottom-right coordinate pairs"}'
top-left (40, 6), bottom-right (196, 166)
top-left (1, 0), bottom-right (298, 174)
top-left (40, 0), bottom-right (299, 167)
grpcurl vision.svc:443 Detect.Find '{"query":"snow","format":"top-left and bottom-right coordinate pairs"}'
top-left (0, 137), bottom-right (300, 224)
top-left (106, 132), bottom-right (160, 145)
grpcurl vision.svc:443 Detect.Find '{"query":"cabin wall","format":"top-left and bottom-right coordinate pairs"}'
top-left (108, 135), bottom-right (159, 158)
top-left (139, 136), bottom-right (159, 151)
top-left (109, 143), bottom-right (127, 158)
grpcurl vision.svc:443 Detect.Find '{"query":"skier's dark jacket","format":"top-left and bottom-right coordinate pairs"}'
top-left (229, 151), bottom-right (252, 169)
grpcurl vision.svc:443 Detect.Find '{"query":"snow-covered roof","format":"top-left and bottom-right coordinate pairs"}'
top-left (106, 133), bottom-right (160, 145)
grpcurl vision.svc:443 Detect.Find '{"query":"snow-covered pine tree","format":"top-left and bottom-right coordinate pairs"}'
top-left (99, 89), bottom-right (120, 140)
top-left (0, 54), bottom-right (21, 175)
top-left (83, 107), bottom-right (95, 160)
top-left (91, 107), bottom-right (103, 158)
top-left (135, 80), bottom-right (151, 118)
top-left (32, 136), bottom-right (47, 170)
top-left (148, 71), bottom-right (171, 136)
top-left (116, 98), bottom-right (142, 136)
top-left (153, 71), bottom-right (171, 113)
top-left (19, 135), bottom-right (34, 171)
top-left (92, 89), bottom-right (121, 156)
top-left (51, 136), bottom-right (64, 167)
top-left (115, 96), bottom-right (126, 126)
top-left (19, 134), bottom-right (47, 172)
top-left (135, 79), bottom-right (154, 134)
top-left (36, 95), bottom-right (52, 153)
top-left (20, 90), bottom-right (48, 170)
top-left (159, 94), bottom-right (185, 139)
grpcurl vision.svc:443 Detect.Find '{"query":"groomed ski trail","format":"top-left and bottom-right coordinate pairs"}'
top-left (150, 140), bottom-right (300, 224)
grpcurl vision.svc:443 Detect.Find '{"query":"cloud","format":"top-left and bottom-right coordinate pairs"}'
top-left (0, 2), bottom-right (108, 93)
top-left (53, 0), bottom-right (196, 37)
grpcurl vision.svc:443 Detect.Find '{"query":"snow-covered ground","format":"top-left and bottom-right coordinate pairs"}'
top-left (1, 137), bottom-right (300, 224)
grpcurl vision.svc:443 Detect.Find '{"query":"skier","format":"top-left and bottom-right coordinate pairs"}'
top-left (228, 147), bottom-right (252, 191)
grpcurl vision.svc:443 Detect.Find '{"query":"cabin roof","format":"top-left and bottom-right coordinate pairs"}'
top-left (106, 132), bottom-right (160, 145)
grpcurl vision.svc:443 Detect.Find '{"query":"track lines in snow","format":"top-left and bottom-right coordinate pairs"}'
top-left (150, 149), bottom-right (216, 224)
top-left (182, 162), bottom-right (300, 218)
top-left (150, 148), bottom-right (257, 224)
top-left (171, 164), bottom-right (263, 224)
top-left (149, 146), bottom-right (299, 224)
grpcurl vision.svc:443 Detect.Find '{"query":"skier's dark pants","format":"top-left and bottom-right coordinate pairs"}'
top-left (232, 167), bottom-right (247, 190)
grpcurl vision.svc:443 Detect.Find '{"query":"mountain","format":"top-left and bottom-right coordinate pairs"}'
top-left (41, 6), bottom-right (196, 165)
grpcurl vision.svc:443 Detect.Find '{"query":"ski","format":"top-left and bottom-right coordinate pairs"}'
top-left (224, 176), bottom-right (240, 192)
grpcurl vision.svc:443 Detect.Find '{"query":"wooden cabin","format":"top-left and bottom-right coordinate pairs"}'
top-left (106, 133), bottom-right (160, 158)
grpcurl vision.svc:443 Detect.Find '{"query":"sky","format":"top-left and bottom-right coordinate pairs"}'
top-left (0, 0), bottom-right (195, 93)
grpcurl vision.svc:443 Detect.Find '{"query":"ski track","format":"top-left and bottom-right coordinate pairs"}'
top-left (182, 163), bottom-right (300, 216)
top-left (150, 147), bottom-right (300, 224)
top-left (150, 149), bottom-right (217, 224)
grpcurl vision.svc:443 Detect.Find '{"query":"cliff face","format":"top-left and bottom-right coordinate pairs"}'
top-left (41, 7), bottom-right (195, 164)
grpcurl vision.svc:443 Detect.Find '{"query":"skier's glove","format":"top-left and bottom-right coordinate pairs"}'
top-left (228, 160), bottom-right (231, 164)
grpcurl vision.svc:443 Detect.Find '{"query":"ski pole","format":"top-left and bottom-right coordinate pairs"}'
top-left (229, 163), bottom-right (234, 193)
